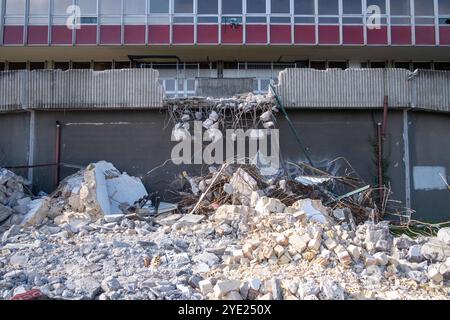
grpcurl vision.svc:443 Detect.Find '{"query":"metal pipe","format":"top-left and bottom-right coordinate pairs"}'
top-left (55, 121), bottom-right (61, 187)
top-left (5, 163), bottom-right (58, 170)
top-left (382, 95), bottom-right (388, 138)
top-left (377, 122), bottom-right (384, 200)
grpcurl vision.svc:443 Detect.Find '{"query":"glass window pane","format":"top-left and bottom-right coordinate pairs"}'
top-left (271, 0), bottom-right (290, 13)
top-left (174, 0), bottom-right (193, 13)
top-left (9, 62), bottom-right (27, 70)
top-left (434, 62), bottom-right (450, 70)
top-left (367, 0), bottom-right (386, 14)
top-left (390, 0), bottom-right (410, 15)
top-left (343, 0), bottom-right (362, 14)
top-left (125, 0), bottom-right (146, 15)
top-left (100, 0), bottom-right (121, 15)
top-left (318, 0), bottom-right (338, 15)
top-left (78, 0), bottom-right (97, 14)
top-left (30, 0), bottom-right (49, 15)
top-left (328, 61), bottom-right (347, 69)
top-left (415, 0), bottom-right (435, 15)
top-left (440, 0), bottom-right (450, 14)
top-left (247, 16), bottom-right (267, 23)
top-left (150, 0), bottom-right (170, 13)
top-left (294, 0), bottom-right (314, 15)
top-left (310, 61), bottom-right (326, 70)
top-left (222, 0), bottom-right (242, 14)
top-left (54, 0), bottom-right (73, 15)
top-left (198, 0), bottom-right (218, 14)
top-left (5, 0), bottom-right (25, 15)
top-left (395, 62), bottom-right (411, 70)
top-left (247, 0), bottom-right (266, 13)
top-left (54, 62), bottom-right (70, 70)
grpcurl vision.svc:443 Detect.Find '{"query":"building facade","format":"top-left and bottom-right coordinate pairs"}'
top-left (1, 0), bottom-right (450, 97)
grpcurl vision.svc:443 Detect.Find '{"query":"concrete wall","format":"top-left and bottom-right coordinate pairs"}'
top-left (0, 109), bottom-right (448, 222)
top-left (408, 112), bottom-right (450, 222)
top-left (0, 112), bottom-right (29, 178)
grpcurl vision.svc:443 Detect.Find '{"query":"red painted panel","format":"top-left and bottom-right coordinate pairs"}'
top-left (294, 25), bottom-right (315, 44)
top-left (52, 25), bottom-right (72, 45)
top-left (124, 25), bottom-right (146, 44)
top-left (391, 26), bottom-right (412, 45)
top-left (318, 25), bottom-right (339, 44)
top-left (27, 26), bottom-right (48, 45)
top-left (149, 25), bottom-right (170, 44)
top-left (270, 25), bottom-right (291, 44)
top-left (367, 26), bottom-right (388, 45)
top-left (415, 26), bottom-right (436, 45)
top-left (76, 25), bottom-right (97, 44)
top-left (343, 25), bottom-right (364, 45)
top-left (246, 25), bottom-right (267, 44)
top-left (173, 25), bottom-right (194, 44)
top-left (100, 25), bottom-right (121, 44)
top-left (3, 26), bottom-right (24, 45)
top-left (197, 25), bottom-right (218, 44)
top-left (440, 26), bottom-right (450, 45)
top-left (221, 25), bottom-right (243, 44)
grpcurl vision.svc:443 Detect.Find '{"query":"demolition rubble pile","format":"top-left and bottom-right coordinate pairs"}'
top-left (166, 93), bottom-right (278, 131)
top-left (1, 163), bottom-right (449, 300)
top-left (0, 168), bottom-right (46, 233)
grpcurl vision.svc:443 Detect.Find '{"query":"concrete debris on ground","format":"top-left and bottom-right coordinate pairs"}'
top-left (0, 163), bottom-right (449, 300)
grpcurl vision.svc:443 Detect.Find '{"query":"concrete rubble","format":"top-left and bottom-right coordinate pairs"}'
top-left (0, 164), bottom-right (449, 300)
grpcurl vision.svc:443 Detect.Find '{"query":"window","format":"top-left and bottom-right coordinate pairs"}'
top-left (343, 0), bottom-right (362, 14)
top-left (328, 61), bottom-right (347, 69)
top-left (434, 62), bottom-right (450, 70)
top-left (54, 62), bottom-right (70, 70)
top-left (124, 0), bottom-right (146, 15)
top-left (367, 0), bottom-right (386, 14)
top-left (149, 0), bottom-right (170, 13)
top-left (222, 0), bottom-right (242, 14)
top-left (94, 62), bottom-right (113, 71)
top-left (30, 62), bottom-right (46, 70)
top-left (271, 0), bottom-right (290, 14)
top-left (174, 0), bottom-right (193, 14)
top-left (5, 0), bottom-right (25, 15)
top-left (53, 0), bottom-right (73, 15)
top-left (29, 0), bottom-right (50, 15)
top-left (72, 62), bottom-right (91, 69)
top-left (370, 61), bottom-right (386, 68)
top-left (78, 0), bottom-right (97, 15)
top-left (100, 0), bottom-right (121, 15)
top-left (294, 0), bottom-right (314, 15)
top-left (318, 0), bottom-right (338, 15)
top-left (247, 0), bottom-right (266, 14)
top-left (395, 62), bottom-right (411, 70)
top-left (8, 62), bottom-right (27, 70)
top-left (198, 0), bottom-right (218, 14)
top-left (310, 61), bottom-right (326, 70)
top-left (440, 0), bottom-right (450, 14)
top-left (390, 0), bottom-right (410, 15)
top-left (413, 62), bottom-right (432, 70)
top-left (415, 0), bottom-right (435, 16)
top-left (0, 62), bottom-right (6, 71)
top-left (114, 61), bottom-right (131, 69)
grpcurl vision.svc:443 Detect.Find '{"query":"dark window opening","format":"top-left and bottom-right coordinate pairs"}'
top-left (310, 61), bottom-right (326, 70)
top-left (413, 62), bottom-right (432, 70)
top-left (114, 61), bottom-right (131, 69)
top-left (434, 62), bottom-right (450, 71)
top-left (8, 62), bottom-right (27, 70)
top-left (394, 62), bottom-right (411, 70)
top-left (72, 62), bottom-right (92, 69)
top-left (224, 62), bottom-right (238, 69)
top-left (370, 61), bottom-right (386, 69)
top-left (54, 62), bottom-right (70, 70)
top-left (94, 62), bottom-right (113, 71)
top-left (328, 61), bottom-right (347, 69)
top-left (0, 63), bottom-right (6, 71)
top-left (30, 62), bottom-right (46, 70)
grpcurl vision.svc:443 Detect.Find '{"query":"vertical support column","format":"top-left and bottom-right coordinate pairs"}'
top-left (55, 121), bottom-right (61, 187)
top-left (403, 109), bottom-right (412, 216)
top-left (28, 110), bottom-right (36, 184)
top-left (24, 0), bottom-right (30, 46)
top-left (434, 0), bottom-right (440, 45)
top-left (0, 0), bottom-right (4, 46)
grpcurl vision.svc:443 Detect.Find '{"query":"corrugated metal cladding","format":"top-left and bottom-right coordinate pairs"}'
top-left (275, 68), bottom-right (412, 109)
top-left (411, 70), bottom-right (450, 112)
top-left (0, 69), bottom-right (164, 111)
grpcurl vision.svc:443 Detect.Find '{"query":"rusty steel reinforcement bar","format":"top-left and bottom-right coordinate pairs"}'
top-left (55, 121), bottom-right (62, 187)
top-left (270, 84), bottom-right (314, 167)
